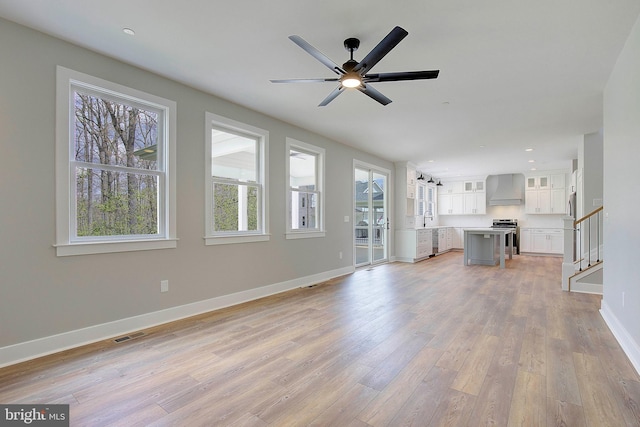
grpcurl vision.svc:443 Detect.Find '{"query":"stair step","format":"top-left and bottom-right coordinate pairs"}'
top-left (569, 261), bottom-right (603, 294)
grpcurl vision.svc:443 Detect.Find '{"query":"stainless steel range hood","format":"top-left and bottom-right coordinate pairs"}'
top-left (489, 174), bottom-right (523, 206)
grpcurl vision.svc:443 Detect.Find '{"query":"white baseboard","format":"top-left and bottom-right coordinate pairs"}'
top-left (600, 300), bottom-right (640, 376)
top-left (0, 266), bottom-right (355, 368)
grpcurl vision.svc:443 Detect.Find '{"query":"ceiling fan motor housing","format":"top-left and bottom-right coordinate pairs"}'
top-left (344, 38), bottom-right (360, 53)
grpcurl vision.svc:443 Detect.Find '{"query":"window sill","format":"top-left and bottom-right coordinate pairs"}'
top-left (204, 234), bottom-right (270, 246)
top-left (285, 231), bottom-right (326, 240)
top-left (55, 238), bottom-right (178, 257)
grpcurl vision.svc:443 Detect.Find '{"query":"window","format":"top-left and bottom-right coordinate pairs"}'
top-left (286, 138), bottom-right (325, 239)
top-left (417, 183), bottom-right (435, 219)
top-left (205, 112), bottom-right (269, 245)
top-left (55, 67), bottom-right (176, 256)
top-left (426, 185), bottom-right (435, 219)
top-left (417, 184), bottom-right (426, 216)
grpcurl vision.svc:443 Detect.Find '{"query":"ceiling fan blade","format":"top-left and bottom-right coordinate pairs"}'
top-left (318, 86), bottom-right (345, 106)
top-left (270, 78), bottom-right (340, 83)
top-left (364, 70), bottom-right (440, 83)
top-left (288, 35), bottom-right (345, 75)
top-left (358, 84), bottom-right (392, 106)
top-left (353, 26), bottom-right (408, 75)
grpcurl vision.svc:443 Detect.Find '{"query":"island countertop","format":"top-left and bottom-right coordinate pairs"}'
top-left (463, 228), bottom-right (516, 269)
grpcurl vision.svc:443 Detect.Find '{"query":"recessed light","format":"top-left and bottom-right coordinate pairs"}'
top-left (479, 145), bottom-right (485, 148)
top-left (528, 160), bottom-right (535, 163)
top-left (427, 160), bottom-right (434, 163)
top-left (525, 148), bottom-right (533, 152)
top-left (530, 167), bottom-right (537, 171)
top-left (123, 28), bottom-right (136, 36)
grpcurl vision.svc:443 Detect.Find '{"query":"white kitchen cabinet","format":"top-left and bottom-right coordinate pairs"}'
top-left (438, 193), bottom-right (463, 215)
top-left (526, 172), bottom-right (567, 214)
top-left (526, 175), bottom-right (549, 190)
top-left (395, 162), bottom-right (417, 226)
top-left (550, 173), bottom-right (565, 190)
top-left (464, 180), bottom-right (485, 192)
top-left (438, 178), bottom-right (485, 215)
top-left (452, 227), bottom-right (464, 249)
top-left (551, 188), bottom-right (567, 214)
top-left (463, 192), bottom-right (486, 215)
top-left (417, 229), bottom-right (433, 258)
top-left (440, 181), bottom-right (464, 194)
top-left (438, 228), bottom-right (447, 253)
top-left (522, 228), bottom-right (563, 254)
top-left (407, 166), bottom-right (416, 199)
top-left (525, 189), bottom-right (551, 214)
top-left (396, 229), bottom-right (433, 262)
top-left (520, 229), bottom-right (531, 252)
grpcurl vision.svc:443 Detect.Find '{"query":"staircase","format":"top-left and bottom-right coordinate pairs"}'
top-left (562, 207), bottom-right (604, 294)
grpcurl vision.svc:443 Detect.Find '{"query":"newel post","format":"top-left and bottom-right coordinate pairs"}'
top-left (561, 216), bottom-right (575, 291)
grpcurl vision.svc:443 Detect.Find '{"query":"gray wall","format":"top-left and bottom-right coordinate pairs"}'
top-left (582, 130), bottom-right (604, 213)
top-left (603, 13), bottom-right (640, 369)
top-left (0, 19), bottom-right (393, 350)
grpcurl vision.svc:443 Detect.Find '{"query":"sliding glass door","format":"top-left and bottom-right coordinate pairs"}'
top-left (354, 164), bottom-right (389, 267)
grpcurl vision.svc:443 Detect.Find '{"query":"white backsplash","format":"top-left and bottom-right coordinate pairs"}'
top-left (437, 204), bottom-right (567, 228)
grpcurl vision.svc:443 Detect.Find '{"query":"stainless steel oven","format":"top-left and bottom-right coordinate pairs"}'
top-left (491, 219), bottom-right (519, 254)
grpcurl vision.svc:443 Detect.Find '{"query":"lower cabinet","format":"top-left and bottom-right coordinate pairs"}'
top-left (417, 229), bottom-right (433, 259)
top-left (396, 229), bottom-right (433, 262)
top-left (520, 228), bottom-right (563, 254)
top-left (396, 227), bottom-right (456, 262)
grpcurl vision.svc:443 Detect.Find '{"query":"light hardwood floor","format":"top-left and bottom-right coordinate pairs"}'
top-left (1, 252), bottom-right (639, 426)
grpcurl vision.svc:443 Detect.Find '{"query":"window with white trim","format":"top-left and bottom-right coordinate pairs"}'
top-left (55, 67), bottom-right (176, 256)
top-left (205, 112), bottom-right (269, 245)
top-left (286, 138), bottom-right (325, 239)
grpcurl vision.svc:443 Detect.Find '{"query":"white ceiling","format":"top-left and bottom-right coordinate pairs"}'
top-left (2, 0), bottom-right (639, 178)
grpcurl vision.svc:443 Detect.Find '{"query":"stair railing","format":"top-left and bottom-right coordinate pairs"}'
top-left (574, 206), bottom-right (604, 271)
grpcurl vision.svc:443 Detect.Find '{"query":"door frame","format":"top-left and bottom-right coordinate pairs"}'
top-left (353, 160), bottom-right (392, 267)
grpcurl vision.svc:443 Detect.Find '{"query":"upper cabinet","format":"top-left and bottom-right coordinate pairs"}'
top-left (406, 165), bottom-right (416, 199)
top-left (438, 177), bottom-right (486, 215)
top-left (395, 162), bottom-right (417, 228)
top-left (526, 175), bottom-right (549, 190)
top-left (525, 172), bottom-right (567, 214)
top-left (464, 180), bottom-right (485, 192)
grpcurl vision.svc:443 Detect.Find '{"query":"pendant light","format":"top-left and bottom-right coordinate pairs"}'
top-left (436, 180), bottom-right (443, 186)
top-left (427, 176), bottom-right (434, 184)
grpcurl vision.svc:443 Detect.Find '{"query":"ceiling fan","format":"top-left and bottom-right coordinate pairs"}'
top-left (270, 26), bottom-right (439, 106)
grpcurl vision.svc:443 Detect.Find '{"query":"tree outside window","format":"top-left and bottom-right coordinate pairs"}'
top-left (73, 92), bottom-right (161, 237)
top-left (55, 66), bottom-right (176, 256)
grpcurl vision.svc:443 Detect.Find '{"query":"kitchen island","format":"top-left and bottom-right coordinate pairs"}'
top-left (463, 228), bottom-right (516, 269)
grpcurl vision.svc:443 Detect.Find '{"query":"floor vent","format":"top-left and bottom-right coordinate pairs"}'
top-left (113, 331), bottom-right (145, 343)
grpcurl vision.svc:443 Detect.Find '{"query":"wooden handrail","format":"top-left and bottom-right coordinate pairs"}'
top-left (574, 206), bottom-right (604, 227)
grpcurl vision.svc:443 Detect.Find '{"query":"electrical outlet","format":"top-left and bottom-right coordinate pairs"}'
top-left (622, 291), bottom-right (625, 307)
top-left (339, 251), bottom-right (343, 259)
top-left (161, 280), bottom-right (169, 293)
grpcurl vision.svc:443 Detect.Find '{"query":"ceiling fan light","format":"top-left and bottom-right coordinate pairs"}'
top-left (341, 73), bottom-right (362, 88)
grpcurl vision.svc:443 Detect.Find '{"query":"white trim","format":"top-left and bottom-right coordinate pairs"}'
top-left (353, 160), bottom-right (392, 267)
top-left (285, 137), bottom-right (325, 238)
top-left (204, 234), bottom-right (270, 245)
top-left (0, 265), bottom-right (354, 368)
top-left (285, 231), bottom-right (326, 240)
top-left (600, 300), bottom-right (640, 376)
top-left (55, 238), bottom-right (178, 256)
top-left (55, 66), bottom-right (177, 256)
